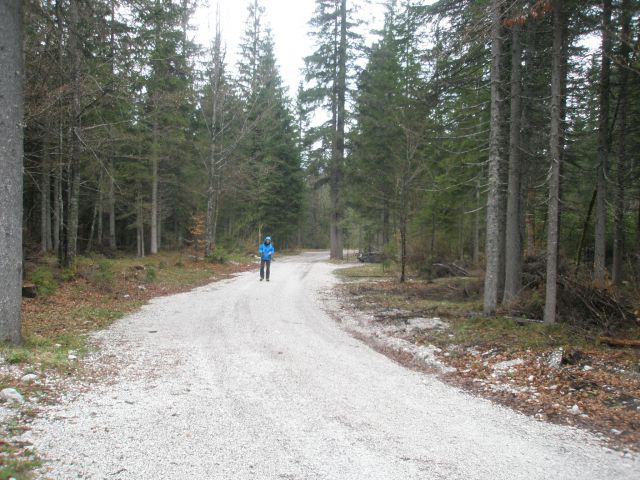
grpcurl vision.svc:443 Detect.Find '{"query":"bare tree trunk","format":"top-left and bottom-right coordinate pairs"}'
top-left (503, 22), bottom-right (523, 304)
top-left (576, 189), bottom-right (597, 270)
top-left (108, 0), bottom-right (116, 252)
top-left (150, 117), bottom-right (159, 255)
top-left (0, 0), bottom-right (24, 344)
top-left (86, 189), bottom-right (99, 252)
top-left (525, 183), bottom-right (536, 256)
top-left (108, 158), bottom-right (116, 250)
top-left (483, 0), bottom-right (505, 315)
top-left (157, 198), bottom-right (162, 251)
top-left (53, 161), bottom-right (62, 255)
top-left (594, 0), bottom-right (612, 288)
top-left (399, 217), bottom-right (407, 283)
top-left (473, 177), bottom-right (481, 265)
top-left (205, 13), bottom-right (223, 258)
top-left (137, 193), bottom-right (145, 258)
top-left (64, 0), bottom-right (82, 267)
top-left (88, 170), bottom-right (103, 251)
top-left (41, 142), bottom-right (52, 252)
top-left (544, 0), bottom-right (565, 324)
top-left (612, 0), bottom-right (631, 285)
top-left (382, 202), bottom-right (390, 246)
top-left (330, 0), bottom-right (347, 260)
top-left (97, 176), bottom-right (103, 247)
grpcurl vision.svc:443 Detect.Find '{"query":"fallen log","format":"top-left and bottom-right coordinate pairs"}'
top-left (598, 336), bottom-right (640, 348)
top-left (432, 263), bottom-right (469, 277)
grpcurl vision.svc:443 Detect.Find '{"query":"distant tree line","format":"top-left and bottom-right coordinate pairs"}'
top-left (21, 0), bottom-right (304, 269)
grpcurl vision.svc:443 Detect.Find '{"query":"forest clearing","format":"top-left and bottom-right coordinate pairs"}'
top-left (1, 0), bottom-right (640, 478)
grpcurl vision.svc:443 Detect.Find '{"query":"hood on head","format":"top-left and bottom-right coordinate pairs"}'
top-left (264, 236), bottom-right (271, 243)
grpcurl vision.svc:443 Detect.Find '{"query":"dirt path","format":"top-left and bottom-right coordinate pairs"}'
top-left (26, 252), bottom-right (638, 479)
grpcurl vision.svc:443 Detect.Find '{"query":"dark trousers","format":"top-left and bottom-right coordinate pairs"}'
top-left (260, 259), bottom-right (271, 280)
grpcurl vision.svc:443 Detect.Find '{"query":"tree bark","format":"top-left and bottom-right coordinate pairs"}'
top-left (137, 193), bottom-right (145, 258)
top-left (0, 0), bottom-right (24, 344)
top-left (503, 22), bottom-right (523, 304)
top-left (593, 0), bottom-right (612, 288)
top-left (544, 0), bottom-right (565, 324)
top-left (330, 0), bottom-right (347, 260)
top-left (473, 177), bottom-right (481, 265)
top-left (41, 141), bottom-right (52, 252)
top-left (576, 188), bottom-right (597, 270)
top-left (399, 217), bottom-right (407, 283)
top-left (205, 14), bottom-right (223, 258)
top-left (97, 175), bottom-right (103, 247)
top-left (483, 0), bottom-right (505, 315)
top-left (108, 158), bottom-right (116, 250)
top-left (54, 161), bottom-right (62, 255)
top-left (612, 0), bottom-right (631, 285)
top-left (64, 0), bottom-right (82, 267)
top-left (150, 118), bottom-right (159, 255)
top-left (108, 0), bottom-right (117, 251)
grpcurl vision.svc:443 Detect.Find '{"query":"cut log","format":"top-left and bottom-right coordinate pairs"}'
top-left (22, 283), bottom-right (37, 298)
top-left (598, 336), bottom-right (640, 348)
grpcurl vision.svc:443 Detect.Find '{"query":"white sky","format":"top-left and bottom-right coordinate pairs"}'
top-left (193, 0), bottom-right (386, 96)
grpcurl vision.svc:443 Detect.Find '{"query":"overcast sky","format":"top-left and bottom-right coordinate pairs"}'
top-left (193, 0), bottom-right (386, 96)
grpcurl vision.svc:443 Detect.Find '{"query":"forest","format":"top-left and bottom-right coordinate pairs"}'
top-left (1, 0), bottom-right (640, 342)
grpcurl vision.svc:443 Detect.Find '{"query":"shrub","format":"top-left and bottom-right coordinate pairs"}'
top-left (31, 267), bottom-right (58, 297)
top-left (145, 266), bottom-right (157, 283)
top-left (206, 246), bottom-right (228, 264)
top-left (92, 260), bottom-right (115, 291)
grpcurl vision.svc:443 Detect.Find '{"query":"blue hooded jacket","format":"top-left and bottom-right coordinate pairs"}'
top-left (259, 236), bottom-right (275, 261)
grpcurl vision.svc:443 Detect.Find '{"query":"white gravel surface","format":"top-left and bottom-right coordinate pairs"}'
top-left (26, 251), bottom-right (639, 479)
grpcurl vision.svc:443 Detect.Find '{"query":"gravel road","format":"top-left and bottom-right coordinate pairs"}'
top-left (28, 252), bottom-right (638, 479)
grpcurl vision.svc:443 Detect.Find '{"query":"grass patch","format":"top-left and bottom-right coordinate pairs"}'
top-left (336, 263), bottom-right (396, 279)
top-left (30, 266), bottom-right (58, 297)
top-left (426, 316), bottom-right (594, 350)
top-left (0, 453), bottom-right (41, 480)
top-left (0, 333), bottom-right (88, 372)
top-left (344, 276), bottom-right (483, 317)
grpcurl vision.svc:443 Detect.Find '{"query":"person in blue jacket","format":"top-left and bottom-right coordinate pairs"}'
top-left (259, 236), bottom-right (275, 281)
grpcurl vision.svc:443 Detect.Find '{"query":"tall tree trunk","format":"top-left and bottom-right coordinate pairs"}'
top-left (150, 118), bottom-right (159, 255)
top-left (86, 188), bottom-right (99, 252)
top-left (0, 0), bottom-right (24, 344)
top-left (544, 0), bottom-right (565, 324)
top-left (382, 201), bottom-right (390, 246)
top-left (107, 0), bottom-right (116, 251)
top-left (108, 158), bottom-right (116, 250)
top-left (525, 183), bottom-right (536, 256)
top-left (399, 216), bottom-right (407, 283)
top-left (576, 189), bottom-right (597, 270)
top-left (137, 193), bottom-right (145, 258)
top-left (503, 22), bottom-right (523, 304)
top-left (483, 0), bottom-right (505, 315)
top-left (594, 0), bottom-right (612, 287)
top-left (41, 142), bottom-right (52, 252)
top-left (473, 177), bottom-right (481, 265)
top-left (97, 175), bottom-right (103, 247)
top-left (330, 0), bottom-right (347, 260)
top-left (64, 0), bottom-right (82, 267)
top-left (54, 161), bottom-right (62, 255)
top-left (612, 0), bottom-right (631, 285)
top-left (205, 14), bottom-right (223, 258)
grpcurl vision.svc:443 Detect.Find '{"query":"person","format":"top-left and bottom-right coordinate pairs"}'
top-left (259, 236), bottom-right (274, 281)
